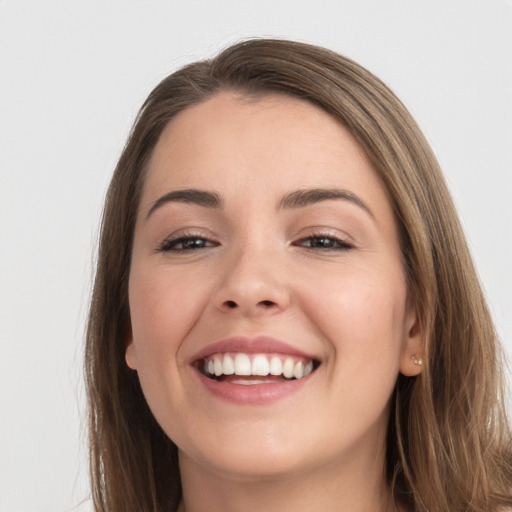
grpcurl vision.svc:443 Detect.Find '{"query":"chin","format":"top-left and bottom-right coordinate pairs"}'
top-left (181, 445), bottom-right (312, 482)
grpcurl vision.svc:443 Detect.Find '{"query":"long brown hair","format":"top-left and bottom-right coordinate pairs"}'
top-left (85, 38), bottom-right (512, 511)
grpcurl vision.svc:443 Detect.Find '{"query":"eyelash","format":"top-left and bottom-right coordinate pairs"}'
top-left (157, 232), bottom-right (353, 253)
top-left (293, 234), bottom-right (353, 251)
top-left (158, 233), bottom-right (219, 253)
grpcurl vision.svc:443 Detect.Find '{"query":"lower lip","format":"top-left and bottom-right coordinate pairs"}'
top-left (195, 370), bottom-right (311, 405)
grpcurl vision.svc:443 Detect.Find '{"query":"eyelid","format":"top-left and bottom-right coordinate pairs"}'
top-left (157, 229), bottom-right (220, 253)
top-left (293, 234), bottom-right (354, 251)
top-left (291, 226), bottom-right (355, 245)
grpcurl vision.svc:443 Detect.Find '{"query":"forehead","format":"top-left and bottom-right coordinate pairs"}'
top-left (143, 91), bottom-right (389, 211)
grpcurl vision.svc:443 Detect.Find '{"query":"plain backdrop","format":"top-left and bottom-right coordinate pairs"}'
top-left (1, 1), bottom-right (511, 511)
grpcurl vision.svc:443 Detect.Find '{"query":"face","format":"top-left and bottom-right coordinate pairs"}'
top-left (126, 92), bottom-right (422, 481)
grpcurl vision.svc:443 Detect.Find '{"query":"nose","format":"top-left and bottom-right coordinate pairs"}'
top-left (212, 248), bottom-right (291, 317)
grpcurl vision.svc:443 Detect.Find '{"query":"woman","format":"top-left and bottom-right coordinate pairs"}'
top-left (85, 39), bottom-right (512, 511)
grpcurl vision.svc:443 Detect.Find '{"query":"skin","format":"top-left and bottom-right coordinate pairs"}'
top-left (126, 92), bottom-right (423, 512)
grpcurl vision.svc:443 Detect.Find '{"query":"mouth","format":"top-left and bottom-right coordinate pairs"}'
top-left (196, 352), bottom-right (320, 385)
top-left (190, 336), bottom-right (321, 403)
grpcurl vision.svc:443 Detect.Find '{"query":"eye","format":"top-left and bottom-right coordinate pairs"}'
top-left (158, 235), bottom-right (219, 252)
top-left (294, 234), bottom-right (353, 251)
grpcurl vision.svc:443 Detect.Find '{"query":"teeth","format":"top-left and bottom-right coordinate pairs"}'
top-left (214, 356), bottom-right (223, 376)
top-left (282, 358), bottom-right (294, 379)
top-left (223, 354), bottom-right (235, 375)
top-left (202, 352), bottom-right (317, 381)
top-left (231, 379), bottom-right (274, 385)
top-left (269, 356), bottom-right (282, 375)
top-left (293, 361), bottom-right (304, 379)
top-left (234, 353), bottom-right (251, 375)
top-left (252, 355), bottom-right (270, 376)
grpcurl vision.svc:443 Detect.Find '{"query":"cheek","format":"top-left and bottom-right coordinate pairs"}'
top-left (127, 265), bottom-right (210, 436)
top-left (128, 264), bottom-right (208, 365)
top-left (300, 262), bottom-right (407, 371)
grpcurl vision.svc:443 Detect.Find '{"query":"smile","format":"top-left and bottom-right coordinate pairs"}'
top-left (190, 336), bottom-right (321, 403)
top-left (200, 353), bottom-right (316, 383)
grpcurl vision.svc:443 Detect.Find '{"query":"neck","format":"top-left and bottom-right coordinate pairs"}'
top-left (177, 447), bottom-right (396, 512)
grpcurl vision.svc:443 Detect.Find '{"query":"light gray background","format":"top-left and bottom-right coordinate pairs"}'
top-left (1, 1), bottom-right (511, 511)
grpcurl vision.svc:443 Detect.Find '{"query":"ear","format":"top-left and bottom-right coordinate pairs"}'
top-left (125, 325), bottom-right (138, 370)
top-left (399, 304), bottom-right (424, 377)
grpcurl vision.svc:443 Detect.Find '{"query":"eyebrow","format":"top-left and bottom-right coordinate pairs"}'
top-left (277, 188), bottom-right (374, 219)
top-left (145, 186), bottom-right (374, 221)
top-left (145, 189), bottom-right (222, 220)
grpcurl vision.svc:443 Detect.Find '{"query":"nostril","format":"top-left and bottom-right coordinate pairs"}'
top-left (220, 299), bottom-right (277, 311)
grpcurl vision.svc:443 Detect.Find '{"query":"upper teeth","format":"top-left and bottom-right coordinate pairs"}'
top-left (203, 353), bottom-right (314, 380)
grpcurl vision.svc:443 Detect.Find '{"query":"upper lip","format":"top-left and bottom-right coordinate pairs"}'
top-left (190, 336), bottom-right (318, 364)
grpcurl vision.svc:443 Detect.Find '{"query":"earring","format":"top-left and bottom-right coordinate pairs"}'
top-left (412, 355), bottom-right (423, 366)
